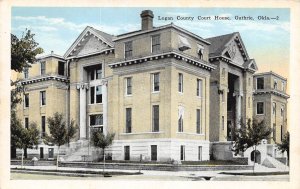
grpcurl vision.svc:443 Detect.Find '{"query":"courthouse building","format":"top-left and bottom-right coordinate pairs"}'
top-left (253, 72), bottom-right (289, 144)
top-left (15, 10), bottom-right (288, 162)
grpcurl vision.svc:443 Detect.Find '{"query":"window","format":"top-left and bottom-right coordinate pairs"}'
top-left (152, 73), bottom-right (160, 92)
top-left (274, 79), bottom-right (278, 89)
top-left (281, 125), bottom-right (283, 141)
top-left (90, 114), bottom-right (103, 126)
top-left (90, 114), bottom-right (103, 132)
top-left (58, 61), bottom-right (65, 76)
top-left (197, 79), bottom-right (202, 97)
top-left (40, 61), bottom-right (46, 75)
top-left (248, 77), bottom-right (251, 86)
top-left (178, 106), bottom-right (184, 132)
top-left (40, 91), bottom-right (46, 106)
top-left (281, 106), bottom-right (284, 117)
top-left (90, 86), bottom-right (102, 104)
top-left (178, 73), bottom-right (183, 93)
top-left (126, 77), bottom-right (132, 95)
top-left (256, 102), bottom-right (264, 115)
top-left (222, 116), bottom-right (224, 130)
top-left (273, 102), bottom-right (276, 115)
top-left (282, 81), bottom-right (285, 92)
top-left (273, 124), bottom-right (276, 141)
top-left (124, 146), bottom-right (130, 160)
top-left (126, 108), bottom-right (132, 133)
top-left (24, 67), bottom-right (29, 79)
top-left (152, 35), bottom-right (160, 53)
top-left (198, 146), bottom-right (202, 161)
top-left (197, 44), bottom-right (204, 59)
top-left (89, 65), bottom-right (102, 80)
top-left (125, 41), bottom-right (133, 59)
top-left (152, 105), bottom-right (159, 132)
top-left (24, 93), bottom-right (29, 108)
top-left (180, 145), bottom-right (185, 161)
top-left (25, 118), bottom-right (29, 129)
top-left (196, 109), bottom-right (201, 134)
top-left (151, 145), bottom-right (157, 161)
top-left (256, 77), bottom-right (264, 89)
top-left (41, 116), bottom-right (46, 137)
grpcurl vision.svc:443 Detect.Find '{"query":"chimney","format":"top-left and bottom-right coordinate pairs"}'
top-left (140, 10), bottom-right (154, 30)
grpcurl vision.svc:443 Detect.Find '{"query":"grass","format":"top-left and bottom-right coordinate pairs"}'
top-left (219, 171), bottom-right (289, 176)
top-left (76, 160), bottom-right (246, 165)
top-left (181, 160), bottom-right (246, 165)
top-left (11, 167), bottom-right (142, 176)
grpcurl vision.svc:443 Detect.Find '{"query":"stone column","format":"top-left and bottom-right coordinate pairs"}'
top-left (102, 80), bottom-right (108, 135)
top-left (235, 77), bottom-right (242, 129)
top-left (79, 84), bottom-right (87, 139)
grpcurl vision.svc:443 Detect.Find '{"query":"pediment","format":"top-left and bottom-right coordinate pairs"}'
top-left (64, 26), bottom-right (114, 58)
top-left (74, 35), bottom-right (110, 56)
top-left (221, 33), bottom-right (250, 67)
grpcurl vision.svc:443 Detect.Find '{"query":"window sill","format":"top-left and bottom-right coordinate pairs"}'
top-left (88, 103), bottom-right (103, 105)
top-left (256, 113), bottom-right (264, 116)
top-left (125, 94), bottom-right (133, 97)
top-left (152, 91), bottom-right (160, 94)
top-left (176, 132), bottom-right (205, 136)
top-left (120, 131), bottom-right (164, 135)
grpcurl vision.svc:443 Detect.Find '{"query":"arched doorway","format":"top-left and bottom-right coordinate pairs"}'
top-left (251, 150), bottom-right (261, 164)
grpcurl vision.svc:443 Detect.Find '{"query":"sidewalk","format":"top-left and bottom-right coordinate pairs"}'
top-left (10, 163), bottom-right (289, 179)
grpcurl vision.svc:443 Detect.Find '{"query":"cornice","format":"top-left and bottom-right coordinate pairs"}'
top-left (253, 89), bottom-right (290, 99)
top-left (108, 50), bottom-right (216, 72)
top-left (20, 75), bottom-right (69, 85)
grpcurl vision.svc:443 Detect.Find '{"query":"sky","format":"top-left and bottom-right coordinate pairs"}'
top-left (11, 7), bottom-right (290, 78)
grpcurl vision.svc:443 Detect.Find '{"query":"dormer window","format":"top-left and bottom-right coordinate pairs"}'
top-left (125, 41), bottom-right (133, 59)
top-left (274, 79), bottom-right (278, 90)
top-left (178, 35), bottom-right (191, 51)
top-left (40, 61), bottom-right (46, 75)
top-left (58, 61), bottom-right (65, 76)
top-left (282, 81), bottom-right (285, 92)
top-left (24, 67), bottom-right (29, 79)
top-left (151, 34), bottom-right (160, 53)
top-left (197, 44), bottom-right (204, 60)
top-left (256, 77), bottom-right (264, 90)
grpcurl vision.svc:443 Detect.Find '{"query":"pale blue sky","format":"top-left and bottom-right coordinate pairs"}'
top-left (11, 7), bottom-right (290, 77)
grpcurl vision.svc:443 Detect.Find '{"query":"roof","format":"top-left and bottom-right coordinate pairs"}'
top-left (206, 32), bottom-right (237, 57)
top-left (114, 23), bottom-right (211, 45)
top-left (254, 71), bottom-right (287, 81)
top-left (89, 26), bottom-right (114, 46)
top-left (37, 53), bottom-right (65, 61)
top-left (64, 26), bottom-right (115, 59)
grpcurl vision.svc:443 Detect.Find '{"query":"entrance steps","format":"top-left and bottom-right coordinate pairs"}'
top-left (261, 156), bottom-right (289, 171)
top-left (60, 140), bottom-right (102, 162)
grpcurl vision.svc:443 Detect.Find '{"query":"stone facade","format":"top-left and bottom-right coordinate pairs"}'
top-left (253, 72), bottom-right (289, 144)
top-left (14, 10), bottom-right (288, 163)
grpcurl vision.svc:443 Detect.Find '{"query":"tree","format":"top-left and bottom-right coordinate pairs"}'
top-left (91, 130), bottom-right (115, 175)
top-left (11, 114), bottom-right (39, 168)
top-left (10, 29), bottom-right (44, 157)
top-left (45, 112), bottom-right (77, 169)
top-left (231, 119), bottom-right (272, 172)
top-left (277, 132), bottom-right (289, 165)
top-left (11, 29), bottom-right (44, 72)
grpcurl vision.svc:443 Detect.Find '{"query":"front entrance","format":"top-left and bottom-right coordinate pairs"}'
top-left (124, 146), bottom-right (130, 161)
top-left (48, 148), bottom-right (54, 159)
top-left (40, 147), bottom-right (44, 159)
top-left (151, 145), bottom-right (157, 161)
top-left (251, 150), bottom-right (261, 164)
